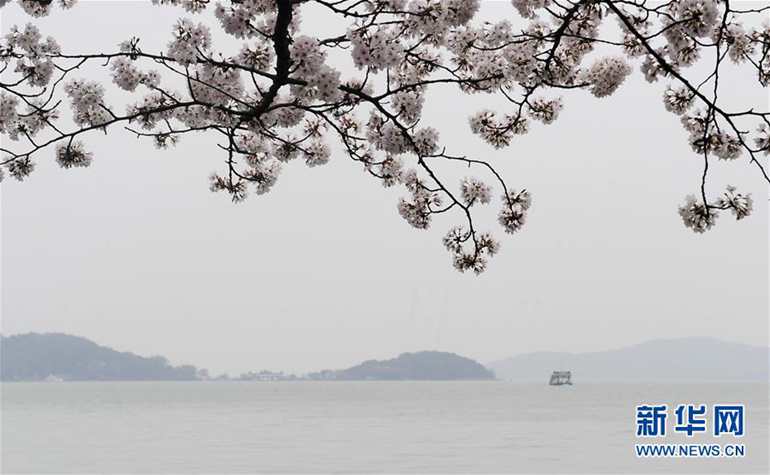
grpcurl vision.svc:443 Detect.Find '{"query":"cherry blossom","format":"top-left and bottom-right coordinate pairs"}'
top-left (0, 0), bottom-right (768, 273)
top-left (55, 141), bottom-right (92, 169)
top-left (461, 178), bottom-right (492, 207)
top-left (581, 57), bottom-right (632, 98)
top-left (679, 195), bottom-right (718, 233)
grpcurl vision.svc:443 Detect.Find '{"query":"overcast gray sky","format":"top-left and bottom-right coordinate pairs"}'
top-left (1, 1), bottom-right (768, 375)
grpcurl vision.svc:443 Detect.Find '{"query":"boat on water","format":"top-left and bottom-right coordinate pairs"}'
top-left (549, 371), bottom-right (572, 386)
top-left (43, 374), bottom-right (65, 382)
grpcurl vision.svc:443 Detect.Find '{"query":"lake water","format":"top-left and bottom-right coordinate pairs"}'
top-left (1, 382), bottom-right (767, 473)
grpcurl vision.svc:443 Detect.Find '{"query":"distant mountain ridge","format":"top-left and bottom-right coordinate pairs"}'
top-left (1, 333), bottom-right (201, 381)
top-left (488, 337), bottom-right (770, 382)
top-left (1, 334), bottom-right (494, 382)
top-left (4, 334), bottom-right (767, 383)
top-left (308, 351), bottom-right (495, 380)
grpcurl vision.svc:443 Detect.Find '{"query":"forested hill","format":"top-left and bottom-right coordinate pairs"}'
top-left (0, 333), bottom-right (200, 381)
top-left (309, 351), bottom-right (496, 380)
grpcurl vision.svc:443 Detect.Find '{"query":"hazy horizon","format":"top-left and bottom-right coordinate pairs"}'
top-left (3, 331), bottom-right (769, 378)
top-left (2, 1), bottom-right (768, 375)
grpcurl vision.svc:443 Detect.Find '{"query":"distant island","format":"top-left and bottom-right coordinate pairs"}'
top-left (307, 351), bottom-right (496, 381)
top-left (4, 333), bottom-right (767, 383)
top-left (0, 333), bottom-right (202, 381)
top-left (488, 337), bottom-right (770, 382)
top-left (0, 333), bottom-right (494, 382)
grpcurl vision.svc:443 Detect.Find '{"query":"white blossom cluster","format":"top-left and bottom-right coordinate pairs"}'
top-left (398, 170), bottom-right (442, 230)
top-left (110, 57), bottom-right (160, 92)
top-left (715, 185), bottom-right (753, 221)
top-left (364, 112), bottom-right (439, 171)
top-left (718, 23), bottom-right (753, 64)
top-left (126, 91), bottom-right (180, 131)
top-left (0, 93), bottom-right (60, 143)
top-left (391, 89), bottom-right (424, 124)
top-left (580, 57), bottom-right (633, 98)
top-left (167, 19), bottom-right (211, 65)
top-left (657, 0), bottom-right (719, 67)
top-left (443, 226), bottom-right (499, 274)
top-left (349, 27), bottom-right (402, 72)
top-left (213, 0), bottom-right (276, 39)
top-left (7, 156), bottom-right (35, 181)
top-left (511, 0), bottom-right (550, 19)
top-left (632, 0), bottom-right (767, 84)
top-left (402, 0), bottom-right (479, 41)
top-left (235, 42), bottom-right (273, 70)
top-left (55, 141), bottom-right (92, 169)
top-left (528, 97), bottom-right (562, 124)
top-left (366, 114), bottom-right (409, 155)
top-left (303, 141), bottom-right (331, 167)
top-left (189, 63), bottom-right (244, 105)
top-left (3, 23), bottom-right (60, 88)
top-left (64, 79), bottom-right (110, 127)
top-left (369, 155), bottom-right (404, 188)
top-left (460, 177), bottom-right (491, 206)
top-left (678, 195), bottom-right (718, 233)
top-left (755, 124), bottom-right (770, 155)
top-left (680, 110), bottom-right (742, 161)
top-left (0, 93), bottom-right (20, 138)
top-left (663, 86), bottom-right (694, 115)
top-left (469, 110), bottom-right (528, 148)
top-left (498, 190), bottom-right (532, 234)
top-left (678, 186), bottom-right (753, 233)
top-left (290, 36), bottom-right (342, 102)
top-left (17, 0), bottom-right (76, 17)
top-left (413, 127), bottom-right (439, 156)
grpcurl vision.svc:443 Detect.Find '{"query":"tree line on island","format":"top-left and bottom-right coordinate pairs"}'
top-left (0, 333), bottom-right (494, 381)
top-left (0, 333), bottom-right (201, 381)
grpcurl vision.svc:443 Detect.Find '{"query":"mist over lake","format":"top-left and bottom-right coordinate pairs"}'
top-left (3, 381), bottom-right (767, 473)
